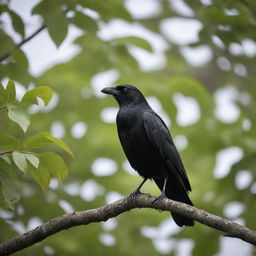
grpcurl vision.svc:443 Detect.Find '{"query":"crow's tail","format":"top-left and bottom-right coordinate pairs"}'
top-left (153, 178), bottom-right (194, 227)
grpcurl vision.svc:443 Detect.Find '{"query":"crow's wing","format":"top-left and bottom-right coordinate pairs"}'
top-left (143, 111), bottom-right (191, 191)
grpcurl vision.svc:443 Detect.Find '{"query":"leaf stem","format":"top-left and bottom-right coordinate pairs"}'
top-left (0, 151), bottom-right (13, 155)
top-left (0, 150), bottom-right (34, 156)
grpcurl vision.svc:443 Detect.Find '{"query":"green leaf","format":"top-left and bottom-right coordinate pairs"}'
top-left (10, 48), bottom-right (29, 70)
top-left (0, 133), bottom-right (20, 151)
top-left (48, 20), bottom-right (68, 47)
top-left (0, 83), bottom-right (8, 105)
top-left (24, 132), bottom-right (74, 157)
top-left (8, 9), bottom-right (25, 38)
top-left (3, 48), bottom-right (30, 85)
top-left (21, 86), bottom-right (53, 106)
top-left (8, 108), bottom-right (30, 133)
top-left (72, 11), bottom-right (98, 32)
top-left (12, 151), bottom-right (27, 173)
top-left (27, 157), bottom-right (51, 191)
top-left (0, 157), bottom-right (12, 173)
top-left (0, 157), bottom-right (17, 179)
top-left (5, 80), bottom-right (16, 103)
top-left (25, 153), bottom-right (39, 168)
top-left (32, 1), bottom-right (68, 46)
top-left (39, 152), bottom-right (68, 183)
top-left (82, 0), bottom-right (132, 21)
top-left (111, 37), bottom-right (153, 52)
top-left (47, 136), bottom-right (74, 157)
top-left (0, 174), bottom-right (20, 209)
top-left (0, 30), bottom-right (15, 58)
top-left (0, 5), bottom-right (25, 38)
top-left (0, 155), bottom-right (11, 165)
top-left (23, 132), bottom-right (53, 149)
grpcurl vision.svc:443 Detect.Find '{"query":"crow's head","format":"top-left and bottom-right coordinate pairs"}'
top-left (101, 84), bottom-right (146, 106)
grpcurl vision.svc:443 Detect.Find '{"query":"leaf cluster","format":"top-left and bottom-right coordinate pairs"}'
top-left (0, 81), bottom-right (72, 209)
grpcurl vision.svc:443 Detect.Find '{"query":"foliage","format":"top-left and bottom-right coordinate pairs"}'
top-left (0, 0), bottom-right (256, 255)
top-left (0, 81), bottom-right (72, 208)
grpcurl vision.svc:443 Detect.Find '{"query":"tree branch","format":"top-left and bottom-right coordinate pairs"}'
top-left (0, 193), bottom-right (255, 256)
top-left (0, 24), bottom-right (46, 63)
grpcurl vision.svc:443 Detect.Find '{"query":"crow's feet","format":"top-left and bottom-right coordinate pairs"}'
top-left (127, 190), bottom-right (141, 205)
top-left (152, 194), bottom-right (166, 204)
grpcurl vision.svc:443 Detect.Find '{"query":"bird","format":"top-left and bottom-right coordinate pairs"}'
top-left (101, 84), bottom-right (194, 227)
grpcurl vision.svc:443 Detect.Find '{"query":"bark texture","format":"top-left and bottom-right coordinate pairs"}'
top-left (0, 193), bottom-right (255, 256)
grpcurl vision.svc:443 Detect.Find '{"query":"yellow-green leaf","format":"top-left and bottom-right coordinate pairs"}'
top-left (27, 157), bottom-right (51, 191)
top-left (21, 86), bottom-right (53, 106)
top-left (39, 152), bottom-right (68, 183)
top-left (0, 133), bottom-right (20, 151)
top-left (0, 157), bottom-right (12, 173)
top-left (8, 108), bottom-right (30, 133)
top-left (12, 151), bottom-right (27, 173)
top-left (0, 157), bottom-right (17, 179)
top-left (24, 132), bottom-right (74, 157)
top-left (0, 155), bottom-right (11, 165)
top-left (47, 136), bottom-right (74, 157)
top-left (25, 153), bottom-right (39, 168)
top-left (6, 80), bottom-right (16, 103)
top-left (0, 83), bottom-right (8, 105)
top-left (23, 132), bottom-right (53, 149)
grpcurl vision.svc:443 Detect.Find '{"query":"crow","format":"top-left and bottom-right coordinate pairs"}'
top-left (101, 84), bottom-right (194, 227)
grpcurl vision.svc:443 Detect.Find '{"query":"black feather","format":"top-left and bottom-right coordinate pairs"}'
top-left (101, 84), bottom-right (194, 227)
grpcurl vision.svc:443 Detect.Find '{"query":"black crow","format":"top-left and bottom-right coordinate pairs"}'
top-left (101, 84), bottom-right (194, 227)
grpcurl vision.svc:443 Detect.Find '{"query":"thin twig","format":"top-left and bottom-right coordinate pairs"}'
top-left (0, 193), bottom-right (255, 256)
top-left (0, 151), bottom-right (13, 155)
top-left (0, 24), bottom-right (46, 63)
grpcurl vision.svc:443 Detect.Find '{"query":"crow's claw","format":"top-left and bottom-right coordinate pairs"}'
top-left (127, 190), bottom-right (141, 204)
top-left (152, 194), bottom-right (166, 204)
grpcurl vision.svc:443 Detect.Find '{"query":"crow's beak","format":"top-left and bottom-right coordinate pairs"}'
top-left (101, 86), bottom-right (119, 96)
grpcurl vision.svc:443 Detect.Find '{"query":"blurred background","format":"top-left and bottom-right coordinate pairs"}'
top-left (0, 0), bottom-right (256, 255)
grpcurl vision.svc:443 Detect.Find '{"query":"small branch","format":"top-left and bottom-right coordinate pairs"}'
top-left (0, 151), bottom-right (13, 155)
top-left (0, 24), bottom-right (46, 63)
top-left (15, 25), bottom-right (46, 49)
top-left (0, 193), bottom-right (255, 256)
top-left (0, 150), bottom-right (34, 156)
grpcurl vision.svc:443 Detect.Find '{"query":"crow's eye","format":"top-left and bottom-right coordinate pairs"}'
top-left (122, 87), bottom-right (128, 93)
